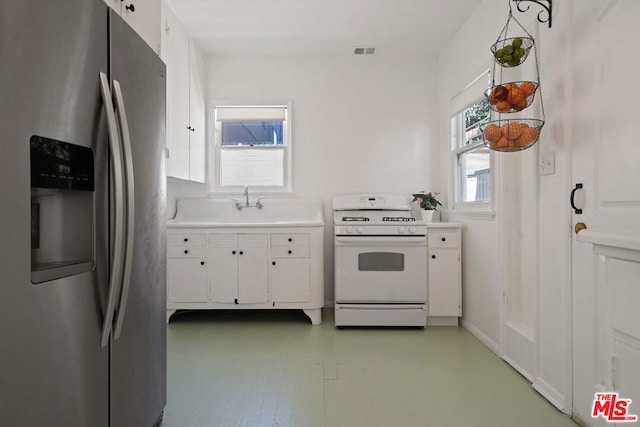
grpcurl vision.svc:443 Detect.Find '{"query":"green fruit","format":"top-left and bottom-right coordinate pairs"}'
top-left (503, 45), bottom-right (514, 54)
top-left (513, 49), bottom-right (523, 59)
top-left (512, 37), bottom-right (523, 48)
top-left (517, 48), bottom-right (526, 57)
top-left (503, 54), bottom-right (513, 62)
top-left (508, 60), bottom-right (519, 67)
top-left (495, 48), bottom-right (504, 58)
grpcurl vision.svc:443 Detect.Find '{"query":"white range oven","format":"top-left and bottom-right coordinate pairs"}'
top-left (333, 194), bottom-right (428, 327)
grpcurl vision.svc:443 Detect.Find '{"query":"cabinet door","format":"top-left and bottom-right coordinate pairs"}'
top-left (428, 249), bottom-right (461, 316)
top-left (237, 234), bottom-right (269, 303)
top-left (167, 258), bottom-right (207, 302)
top-left (208, 235), bottom-right (238, 303)
top-left (162, 5), bottom-right (190, 180)
top-left (271, 258), bottom-right (311, 303)
top-left (105, 0), bottom-right (161, 54)
top-left (188, 41), bottom-right (206, 183)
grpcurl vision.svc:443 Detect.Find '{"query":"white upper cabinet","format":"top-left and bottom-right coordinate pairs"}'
top-left (161, 3), bottom-right (206, 182)
top-left (104, 0), bottom-right (161, 54)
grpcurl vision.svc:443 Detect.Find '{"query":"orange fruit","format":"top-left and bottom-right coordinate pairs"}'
top-left (505, 122), bottom-right (526, 139)
top-left (513, 98), bottom-right (528, 111)
top-left (496, 100), bottom-right (512, 112)
top-left (519, 82), bottom-right (536, 96)
top-left (495, 136), bottom-right (510, 148)
top-left (520, 125), bottom-right (539, 144)
top-left (483, 124), bottom-right (502, 142)
top-left (507, 87), bottom-right (526, 105)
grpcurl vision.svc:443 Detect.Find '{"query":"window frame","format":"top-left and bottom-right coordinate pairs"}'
top-left (450, 71), bottom-right (495, 215)
top-left (209, 102), bottom-right (292, 194)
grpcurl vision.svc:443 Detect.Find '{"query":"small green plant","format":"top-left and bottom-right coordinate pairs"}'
top-left (411, 192), bottom-right (442, 211)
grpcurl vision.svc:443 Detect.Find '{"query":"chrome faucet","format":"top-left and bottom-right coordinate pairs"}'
top-left (234, 186), bottom-right (263, 210)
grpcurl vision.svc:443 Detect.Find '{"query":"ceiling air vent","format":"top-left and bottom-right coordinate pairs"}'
top-left (353, 47), bottom-right (375, 55)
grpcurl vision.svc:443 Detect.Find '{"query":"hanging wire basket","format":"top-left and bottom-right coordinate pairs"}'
top-left (481, 119), bottom-right (545, 152)
top-left (485, 81), bottom-right (539, 113)
top-left (491, 37), bottom-right (534, 68)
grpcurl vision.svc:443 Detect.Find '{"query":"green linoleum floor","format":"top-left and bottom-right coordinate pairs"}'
top-left (162, 309), bottom-right (578, 427)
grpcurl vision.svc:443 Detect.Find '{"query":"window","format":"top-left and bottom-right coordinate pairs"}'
top-left (212, 104), bottom-right (291, 192)
top-left (451, 71), bottom-right (492, 208)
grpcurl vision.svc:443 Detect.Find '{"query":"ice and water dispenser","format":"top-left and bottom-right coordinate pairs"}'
top-left (30, 136), bottom-right (94, 283)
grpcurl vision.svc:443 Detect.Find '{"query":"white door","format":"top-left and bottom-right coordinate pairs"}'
top-left (237, 234), bottom-right (269, 304)
top-left (162, 5), bottom-right (190, 180)
top-left (571, 1), bottom-right (640, 423)
top-left (428, 248), bottom-right (461, 317)
top-left (208, 234), bottom-right (238, 303)
top-left (271, 258), bottom-right (311, 303)
top-left (167, 258), bottom-right (207, 302)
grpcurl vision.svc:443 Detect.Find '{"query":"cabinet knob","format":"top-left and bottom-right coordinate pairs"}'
top-left (200, 261), bottom-right (205, 266)
top-left (288, 238), bottom-right (292, 242)
top-left (431, 255), bottom-right (436, 259)
top-left (272, 261), bottom-right (276, 266)
top-left (239, 251), bottom-right (244, 255)
top-left (288, 250), bottom-right (292, 254)
top-left (232, 250), bottom-right (236, 254)
top-left (441, 237), bottom-right (446, 242)
top-left (125, 3), bottom-right (135, 12)
top-left (184, 238), bottom-right (188, 242)
top-left (184, 250), bottom-right (188, 254)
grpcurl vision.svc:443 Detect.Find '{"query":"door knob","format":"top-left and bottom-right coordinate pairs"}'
top-left (574, 222), bottom-right (587, 234)
top-left (125, 3), bottom-right (135, 12)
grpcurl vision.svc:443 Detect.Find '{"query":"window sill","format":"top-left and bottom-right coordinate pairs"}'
top-left (446, 210), bottom-right (496, 221)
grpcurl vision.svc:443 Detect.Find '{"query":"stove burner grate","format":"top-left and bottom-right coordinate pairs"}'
top-left (382, 216), bottom-right (415, 222)
top-left (342, 216), bottom-right (370, 222)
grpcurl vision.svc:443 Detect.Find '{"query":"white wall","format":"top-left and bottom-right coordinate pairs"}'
top-left (438, 0), bottom-right (572, 412)
top-left (168, 54), bottom-right (441, 304)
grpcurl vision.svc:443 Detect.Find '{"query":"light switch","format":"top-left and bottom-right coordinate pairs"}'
top-left (539, 151), bottom-right (555, 175)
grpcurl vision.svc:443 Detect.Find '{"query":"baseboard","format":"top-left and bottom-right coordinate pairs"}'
top-left (533, 377), bottom-right (569, 413)
top-left (503, 322), bottom-right (534, 381)
top-left (502, 355), bottom-right (534, 382)
top-left (460, 319), bottom-right (500, 355)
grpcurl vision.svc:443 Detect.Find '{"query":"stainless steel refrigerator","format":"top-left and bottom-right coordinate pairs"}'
top-left (0, 1), bottom-right (167, 426)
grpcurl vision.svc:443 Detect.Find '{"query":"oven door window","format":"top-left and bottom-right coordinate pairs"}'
top-left (358, 252), bottom-right (404, 271)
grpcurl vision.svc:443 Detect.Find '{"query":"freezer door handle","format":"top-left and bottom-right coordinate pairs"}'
top-left (112, 80), bottom-right (135, 341)
top-left (99, 72), bottom-right (126, 348)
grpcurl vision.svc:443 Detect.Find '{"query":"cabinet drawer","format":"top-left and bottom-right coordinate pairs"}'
top-left (167, 233), bottom-right (206, 247)
top-left (271, 234), bottom-right (310, 247)
top-left (271, 245), bottom-right (310, 258)
top-left (428, 231), bottom-right (460, 248)
top-left (167, 246), bottom-right (206, 258)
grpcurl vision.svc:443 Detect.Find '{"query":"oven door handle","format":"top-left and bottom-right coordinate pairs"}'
top-left (335, 236), bottom-right (426, 245)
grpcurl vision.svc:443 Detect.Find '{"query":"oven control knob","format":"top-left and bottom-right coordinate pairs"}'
top-left (408, 226), bottom-right (416, 233)
top-left (346, 226), bottom-right (354, 233)
top-left (356, 226), bottom-right (365, 233)
top-left (398, 226), bottom-right (406, 233)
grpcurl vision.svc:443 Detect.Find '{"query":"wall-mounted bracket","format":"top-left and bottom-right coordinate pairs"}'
top-left (512, 0), bottom-right (553, 28)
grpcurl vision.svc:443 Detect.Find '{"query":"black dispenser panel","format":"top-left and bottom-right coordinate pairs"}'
top-left (30, 136), bottom-right (95, 284)
top-left (30, 135), bottom-right (94, 191)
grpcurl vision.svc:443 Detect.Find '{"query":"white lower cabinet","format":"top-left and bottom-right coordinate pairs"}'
top-left (270, 234), bottom-right (311, 303)
top-left (167, 258), bottom-right (207, 302)
top-left (166, 232), bottom-right (207, 303)
top-left (208, 234), bottom-right (269, 304)
top-left (166, 227), bottom-right (324, 324)
top-left (427, 225), bottom-right (462, 326)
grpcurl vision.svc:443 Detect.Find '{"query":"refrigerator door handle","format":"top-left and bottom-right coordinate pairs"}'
top-left (112, 80), bottom-right (135, 340)
top-left (99, 72), bottom-right (126, 348)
